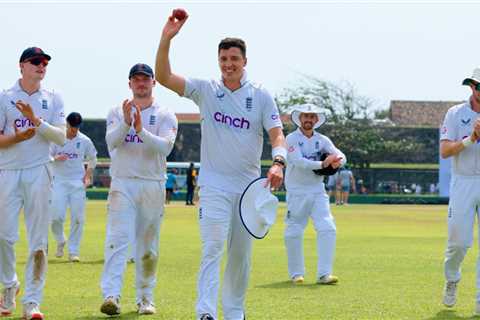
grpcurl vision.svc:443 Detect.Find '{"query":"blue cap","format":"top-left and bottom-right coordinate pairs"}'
top-left (19, 47), bottom-right (51, 63)
top-left (66, 112), bottom-right (83, 128)
top-left (129, 63), bottom-right (154, 79)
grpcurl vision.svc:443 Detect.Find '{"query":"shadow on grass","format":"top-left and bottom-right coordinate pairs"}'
top-left (255, 280), bottom-right (339, 290)
top-left (423, 309), bottom-right (479, 320)
top-left (47, 259), bottom-right (104, 265)
top-left (75, 311), bottom-right (140, 319)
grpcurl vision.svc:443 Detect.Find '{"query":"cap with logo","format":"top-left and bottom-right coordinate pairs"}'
top-left (129, 63), bottom-right (154, 79)
top-left (66, 112), bottom-right (83, 128)
top-left (19, 47), bottom-right (51, 63)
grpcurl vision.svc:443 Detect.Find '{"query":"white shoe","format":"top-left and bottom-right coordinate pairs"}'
top-left (69, 255), bottom-right (80, 263)
top-left (317, 274), bottom-right (339, 285)
top-left (22, 302), bottom-right (44, 320)
top-left (100, 296), bottom-right (121, 316)
top-left (55, 242), bottom-right (65, 258)
top-left (0, 281), bottom-right (20, 316)
top-left (443, 281), bottom-right (458, 307)
top-left (475, 301), bottom-right (480, 316)
top-left (291, 275), bottom-right (304, 284)
top-left (137, 298), bottom-right (156, 315)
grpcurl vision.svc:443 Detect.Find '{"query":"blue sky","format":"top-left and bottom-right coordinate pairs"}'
top-left (0, 1), bottom-right (478, 118)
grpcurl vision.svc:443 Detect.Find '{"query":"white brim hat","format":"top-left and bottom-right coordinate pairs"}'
top-left (462, 67), bottom-right (480, 85)
top-left (239, 177), bottom-right (279, 239)
top-left (289, 103), bottom-right (326, 129)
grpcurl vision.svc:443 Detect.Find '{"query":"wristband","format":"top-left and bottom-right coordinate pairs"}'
top-left (273, 157), bottom-right (286, 168)
top-left (462, 137), bottom-right (474, 148)
top-left (272, 146), bottom-right (287, 161)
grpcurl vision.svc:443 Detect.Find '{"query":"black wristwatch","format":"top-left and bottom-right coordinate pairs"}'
top-left (273, 157), bottom-right (286, 168)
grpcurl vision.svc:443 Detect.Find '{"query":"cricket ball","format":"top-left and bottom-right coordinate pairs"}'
top-left (173, 8), bottom-right (187, 21)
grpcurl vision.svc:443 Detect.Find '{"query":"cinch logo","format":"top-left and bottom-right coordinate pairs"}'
top-left (59, 152), bottom-right (78, 159)
top-left (125, 134), bottom-right (144, 143)
top-left (14, 118), bottom-right (36, 128)
top-left (213, 112), bottom-right (250, 129)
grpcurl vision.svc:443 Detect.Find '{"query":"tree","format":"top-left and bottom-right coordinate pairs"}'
top-left (275, 75), bottom-right (373, 123)
top-left (276, 75), bottom-right (424, 168)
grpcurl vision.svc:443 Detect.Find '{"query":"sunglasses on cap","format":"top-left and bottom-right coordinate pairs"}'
top-left (25, 57), bottom-right (49, 67)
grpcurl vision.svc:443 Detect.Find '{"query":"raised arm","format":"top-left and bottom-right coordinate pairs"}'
top-left (155, 9), bottom-right (189, 96)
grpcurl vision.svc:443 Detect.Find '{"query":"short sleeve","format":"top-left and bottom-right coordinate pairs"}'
top-left (184, 78), bottom-right (209, 110)
top-left (51, 92), bottom-right (66, 126)
top-left (261, 88), bottom-right (282, 131)
top-left (440, 108), bottom-right (457, 141)
top-left (157, 109), bottom-right (178, 145)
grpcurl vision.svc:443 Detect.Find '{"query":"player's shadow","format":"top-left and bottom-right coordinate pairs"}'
top-left (48, 259), bottom-right (104, 265)
top-left (423, 309), bottom-right (479, 319)
top-left (255, 280), bottom-right (336, 290)
top-left (75, 311), bottom-right (140, 319)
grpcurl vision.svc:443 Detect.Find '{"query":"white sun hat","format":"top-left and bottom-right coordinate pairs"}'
top-left (462, 67), bottom-right (480, 86)
top-left (289, 103), bottom-right (326, 129)
top-left (239, 177), bottom-right (279, 239)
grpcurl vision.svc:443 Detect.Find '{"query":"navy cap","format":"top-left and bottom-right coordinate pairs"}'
top-left (66, 112), bottom-right (83, 128)
top-left (129, 63), bottom-right (154, 79)
top-left (19, 47), bottom-right (51, 63)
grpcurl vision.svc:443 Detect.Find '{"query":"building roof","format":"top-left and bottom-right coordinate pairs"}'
top-left (389, 100), bottom-right (463, 127)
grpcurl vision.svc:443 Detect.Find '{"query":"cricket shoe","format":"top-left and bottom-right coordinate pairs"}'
top-left (199, 314), bottom-right (214, 320)
top-left (69, 255), bottom-right (80, 263)
top-left (22, 302), bottom-right (44, 320)
top-left (0, 281), bottom-right (20, 316)
top-left (100, 296), bottom-right (121, 316)
top-left (317, 274), bottom-right (338, 285)
top-left (475, 301), bottom-right (480, 316)
top-left (291, 275), bottom-right (304, 284)
top-left (55, 242), bottom-right (65, 258)
top-left (443, 281), bottom-right (458, 308)
top-left (137, 298), bottom-right (156, 315)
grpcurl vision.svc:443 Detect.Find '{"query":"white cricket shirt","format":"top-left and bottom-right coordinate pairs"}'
top-left (285, 128), bottom-right (346, 194)
top-left (0, 80), bottom-right (65, 169)
top-left (51, 132), bottom-right (97, 180)
top-left (440, 101), bottom-right (480, 176)
top-left (184, 73), bottom-right (282, 193)
top-left (106, 102), bottom-right (177, 181)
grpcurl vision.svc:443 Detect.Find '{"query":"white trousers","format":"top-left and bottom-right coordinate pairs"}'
top-left (196, 186), bottom-right (252, 320)
top-left (444, 176), bottom-right (480, 301)
top-left (100, 177), bottom-right (165, 304)
top-left (284, 192), bottom-right (336, 279)
top-left (51, 179), bottom-right (86, 255)
top-left (0, 165), bottom-right (52, 305)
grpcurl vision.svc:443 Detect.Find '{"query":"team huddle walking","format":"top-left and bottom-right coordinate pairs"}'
top-left (2, 7), bottom-right (476, 320)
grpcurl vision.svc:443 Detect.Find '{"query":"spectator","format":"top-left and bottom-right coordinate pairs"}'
top-left (415, 184), bottom-right (422, 194)
top-left (166, 169), bottom-right (178, 204)
top-left (185, 162), bottom-right (196, 205)
top-left (336, 166), bottom-right (356, 205)
top-left (326, 172), bottom-right (338, 201)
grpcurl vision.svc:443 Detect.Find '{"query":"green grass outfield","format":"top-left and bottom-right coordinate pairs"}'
top-left (8, 202), bottom-right (480, 319)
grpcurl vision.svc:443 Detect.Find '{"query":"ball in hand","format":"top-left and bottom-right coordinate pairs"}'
top-left (173, 8), bottom-right (187, 21)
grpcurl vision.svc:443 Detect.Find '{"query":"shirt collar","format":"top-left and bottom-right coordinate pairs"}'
top-left (296, 127), bottom-right (319, 137)
top-left (219, 70), bottom-right (249, 89)
top-left (12, 79), bottom-right (42, 95)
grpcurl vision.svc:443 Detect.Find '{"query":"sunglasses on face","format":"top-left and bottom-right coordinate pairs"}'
top-left (474, 82), bottom-right (480, 92)
top-left (26, 57), bottom-right (48, 67)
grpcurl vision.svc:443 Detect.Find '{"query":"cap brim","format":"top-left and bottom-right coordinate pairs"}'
top-left (291, 111), bottom-right (326, 129)
top-left (239, 177), bottom-right (278, 239)
top-left (463, 77), bottom-right (480, 86)
top-left (129, 71), bottom-right (154, 79)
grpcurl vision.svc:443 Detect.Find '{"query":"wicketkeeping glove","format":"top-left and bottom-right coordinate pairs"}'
top-left (312, 153), bottom-right (340, 176)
